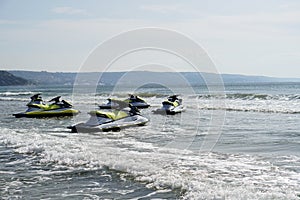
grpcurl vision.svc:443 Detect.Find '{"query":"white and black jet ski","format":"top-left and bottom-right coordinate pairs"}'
top-left (68, 99), bottom-right (149, 133)
top-left (152, 95), bottom-right (185, 115)
top-left (99, 95), bottom-right (150, 109)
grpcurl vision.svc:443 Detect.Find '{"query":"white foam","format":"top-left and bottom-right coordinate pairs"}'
top-left (0, 128), bottom-right (299, 199)
top-left (196, 98), bottom-right (300, 114)
top-left (0, 171), bottom-right (16, 175)
top-left (0, 97), bottom-right (28, 102)
top-left (0, 91), bottom-right (34, 96)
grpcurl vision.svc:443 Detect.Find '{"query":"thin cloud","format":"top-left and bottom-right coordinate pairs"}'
top-left (52, 6), bottom-right (88, 15)
top-left (0, 20), bottom-right (18, 25)
top-left (140, 4), bottom-right (184, 14)
top-left (215, 11), bottom-right (300, 25)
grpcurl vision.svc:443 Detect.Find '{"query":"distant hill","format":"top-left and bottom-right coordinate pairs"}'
top-left (0, 71), bottom-right (31, 86)
top-left (9, 70), bottom-right (300, 86)
top-left (9, 71), bottom-right (76, 85)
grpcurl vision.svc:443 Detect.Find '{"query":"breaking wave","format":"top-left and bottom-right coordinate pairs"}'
top-left (195, 93), bottom-right (300, 101)
top-left (0, 91), bottom-right (35, 97)
top-left (0, 97), bottom-right (28, 102)
top-left (185, 93), bottom-right (300, 114)
top-left (0, 128), bottom-right (299, 199)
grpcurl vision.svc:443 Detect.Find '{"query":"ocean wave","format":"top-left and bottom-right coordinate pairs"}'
top-left (199, 107), bottom-right (300, 114)
top-left (0, 91), bottom-right (34, 97)
top-left (0, 128), bottom-right (299, 199)
top-left (195, 93), bottom-right (300, 101)
top-left (185, 94), bottom-right (300, 114)
top-left (0, 97), bottom-right (28, 102)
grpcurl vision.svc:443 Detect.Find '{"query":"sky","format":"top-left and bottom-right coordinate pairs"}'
top-left (0, 0), bottom-right (300, 78)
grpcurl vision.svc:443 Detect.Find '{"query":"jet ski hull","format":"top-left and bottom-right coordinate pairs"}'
top-left (13, 108), bottom-right (79, 118)
top-left (99, 102), bottom-right (150, 109)
top-left (130, 102), bottom-right (150, 108)
top-left (153, 105), bottom-right (185, 115)
top-left (68, 115), bottom-right (149, 133)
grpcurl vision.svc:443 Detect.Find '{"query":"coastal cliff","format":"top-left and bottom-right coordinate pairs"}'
top-left (0, 71), bottom-right (30, 86)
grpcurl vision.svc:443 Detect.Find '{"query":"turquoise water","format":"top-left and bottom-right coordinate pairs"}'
top-left (0, 83), bottom-right (299, 199)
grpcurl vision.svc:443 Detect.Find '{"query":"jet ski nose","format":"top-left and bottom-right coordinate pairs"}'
top-left (67, 125), bottom-right (78, 133)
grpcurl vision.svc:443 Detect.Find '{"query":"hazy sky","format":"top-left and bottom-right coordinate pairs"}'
top-left (0, 0), bottom-right (300, 77)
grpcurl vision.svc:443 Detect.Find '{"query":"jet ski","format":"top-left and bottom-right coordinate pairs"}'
top-left (99, 95), bottom-right (150, 109)
top-left (68, 99), bottom-right (149, 133)
top-left (13, 94), bottom-right (80, 118)
top-left (99, 98), bottom-right (120, 109)
top-left (152, 95), bottom-right (185, 115)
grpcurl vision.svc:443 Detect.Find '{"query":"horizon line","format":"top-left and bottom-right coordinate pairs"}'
top-left (3, 69), bottom-right (300, 80)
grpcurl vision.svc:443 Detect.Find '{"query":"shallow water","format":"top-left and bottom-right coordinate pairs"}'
top-left (0, 83), bottom-right (299, 199)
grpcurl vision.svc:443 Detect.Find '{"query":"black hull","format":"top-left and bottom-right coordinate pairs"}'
top-left (152, 109), bottom-right (177, 115)
top-left (13, 112), bottom-right (78, 118)
top-left (99, 104), bottom-right (150, 109)
top-left (134, 104), bottom-right (150, 109)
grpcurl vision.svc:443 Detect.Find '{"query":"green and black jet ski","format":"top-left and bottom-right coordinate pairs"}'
top-left (13, 94), bottom-right (79, 118)
top-left (68, 99), bottom-right (149, 133)
top-left (152, 95), bottom-right (185, 115)
top-left (99, 95), bottom-right (150, 109)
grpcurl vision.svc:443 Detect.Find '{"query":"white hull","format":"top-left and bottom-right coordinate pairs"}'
top-left (69, 115), bottom-right (149, 133)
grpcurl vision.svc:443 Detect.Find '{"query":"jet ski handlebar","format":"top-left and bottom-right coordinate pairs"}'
top-left (30, 93), bottom-right (42, 100)
top-left (49, 96), bottom-right (61, 102)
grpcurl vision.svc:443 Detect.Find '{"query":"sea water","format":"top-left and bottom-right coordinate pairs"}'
top-left (0, 83), bottom-right (299, 199)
